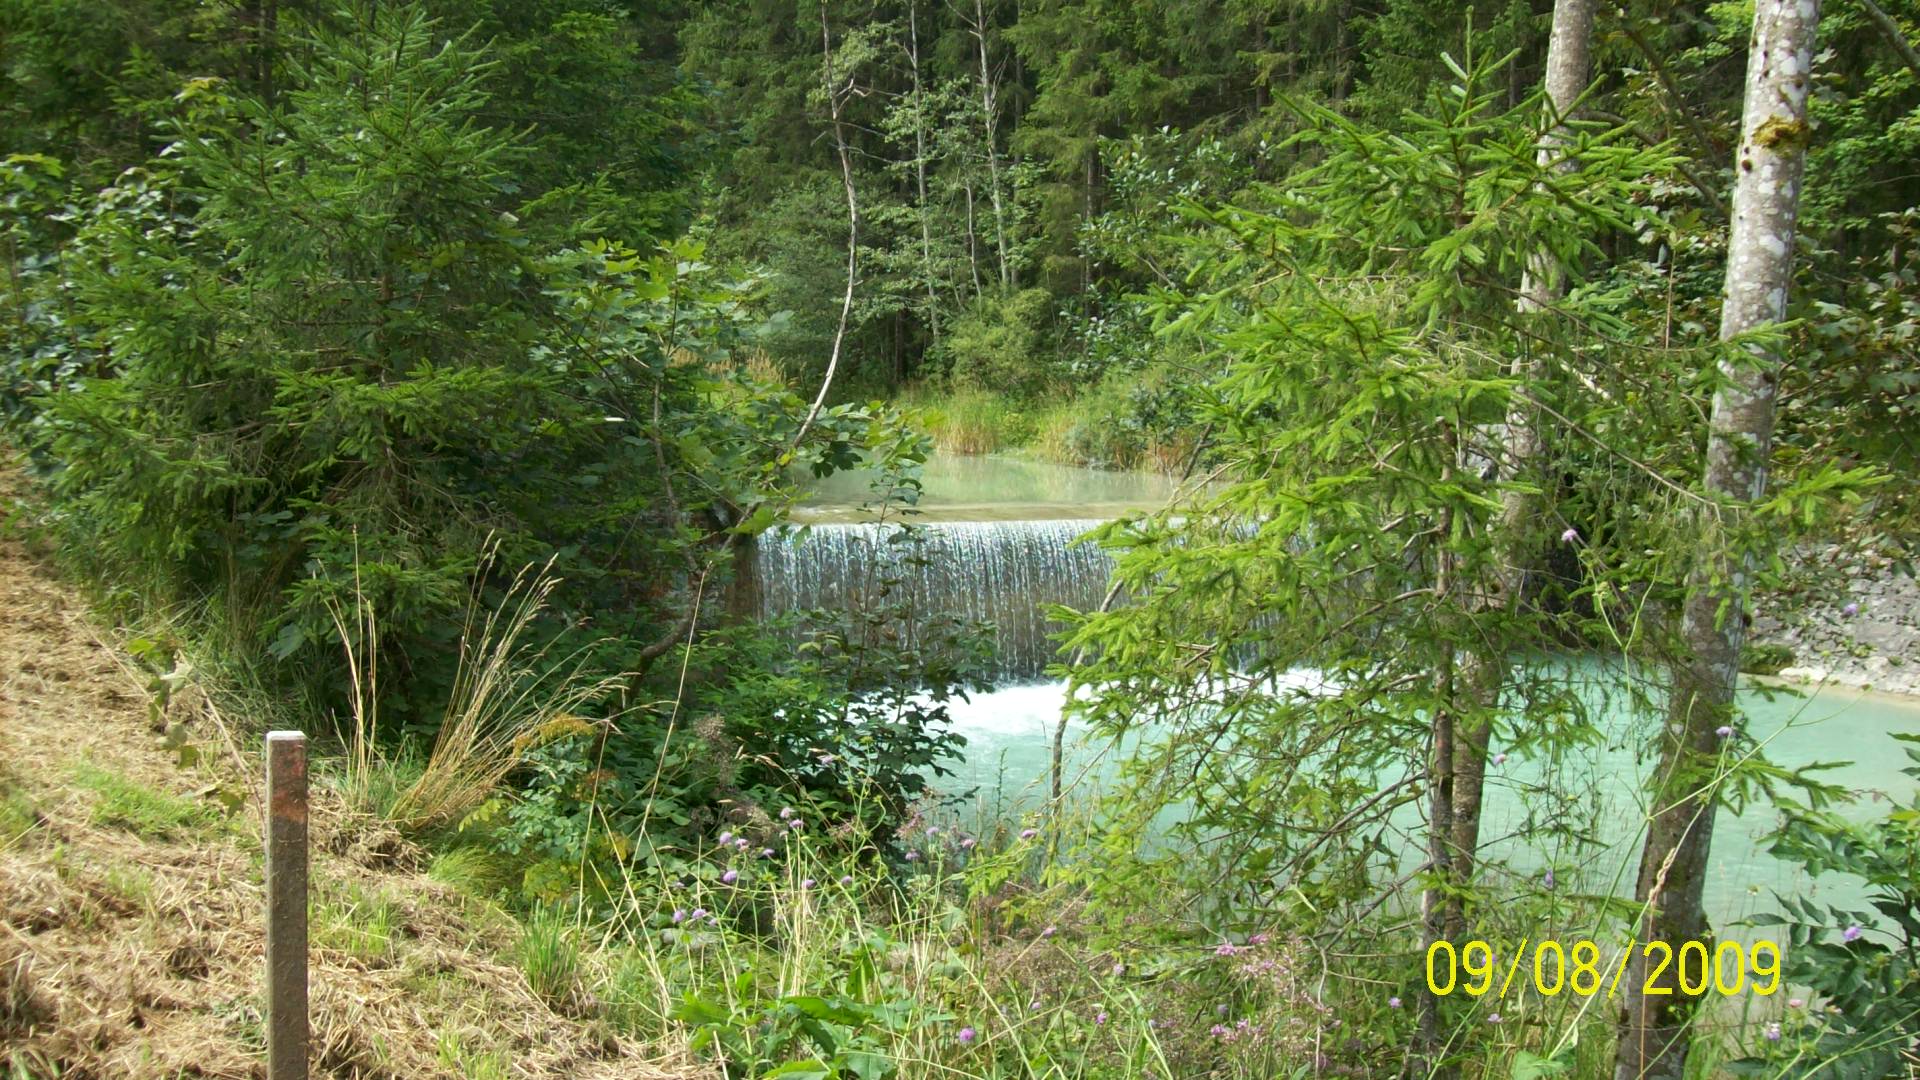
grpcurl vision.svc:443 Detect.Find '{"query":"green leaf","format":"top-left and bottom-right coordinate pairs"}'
top-left (763, 1060), bottom-right (832, 1080)
top-left (842, 1051), bottom-right (892, 1080)
top-left (734, 503), bottom-right (780, 536)
top-left (267, 622), bottom-right (307, 661)
top-left (1511, 1050), bottom-right (1571, 1080)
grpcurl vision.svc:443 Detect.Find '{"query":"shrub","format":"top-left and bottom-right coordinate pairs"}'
top-left (941, 289), bottom-right (1058, 397)
top-left (30, 5), bottom-right (710, 733)
top-left (1746, 733), bottom-right (1920, 1078)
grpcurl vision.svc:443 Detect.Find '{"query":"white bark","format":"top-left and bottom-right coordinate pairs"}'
top-left (794, 2), bottom-right (861, 450)
top-left (1615, 4), bottom-right (1819, 1079)
top-left (907, 1), bottom-right (940, 350)
top-left (972, 0), bottom-right (1012, 290)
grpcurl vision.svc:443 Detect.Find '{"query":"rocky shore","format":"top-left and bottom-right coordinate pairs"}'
top-left (1752, 544), bottom-right (1920, 698)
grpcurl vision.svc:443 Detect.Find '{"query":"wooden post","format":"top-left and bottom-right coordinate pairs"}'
top-left (265, 731), bottom-right (308, 1080)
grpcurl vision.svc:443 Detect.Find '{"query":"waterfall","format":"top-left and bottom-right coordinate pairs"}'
top-left (751, 519), bottom-right (1114, 682)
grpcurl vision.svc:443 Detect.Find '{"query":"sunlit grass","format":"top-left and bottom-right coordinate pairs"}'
top-left (68, 762), bottom-right (215, 840)
top-left (312, 879), bottom-right (400, 962)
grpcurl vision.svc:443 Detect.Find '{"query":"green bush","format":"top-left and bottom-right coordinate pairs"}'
top-left (1746, 733), bottom-right (1920, 1078)
top-left (15, 6), bottom-right (805, 736)
top-left (940, 288), bottom-right (1058, 397)
top-left (34, 7), bottom-right (655, 722)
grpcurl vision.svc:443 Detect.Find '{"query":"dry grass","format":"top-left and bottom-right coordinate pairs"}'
top-left (331, 540), bottom-right (627, 837)
top-left (0, 467), bottom-right (701, 1080)
top-left (703, 347), bottom-right (786, 387)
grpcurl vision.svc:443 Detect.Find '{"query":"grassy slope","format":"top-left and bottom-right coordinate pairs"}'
top-left (0, 484), bottom-right (699, 1080)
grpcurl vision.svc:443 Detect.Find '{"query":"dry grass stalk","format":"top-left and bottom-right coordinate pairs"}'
top-left (330, 537), bottom-right (628, 836)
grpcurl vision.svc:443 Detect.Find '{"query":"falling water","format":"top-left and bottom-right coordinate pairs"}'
top-left (751, 519), bottom-right (1115, 681)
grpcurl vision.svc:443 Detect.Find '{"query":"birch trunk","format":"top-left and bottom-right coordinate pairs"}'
top-left (1615, 4), bottom-right (1819, 1078)
top-left (972, 0), bottom-right (1013, 289)
top-left (795, 1), bottom-right (861, 448)
top-left (1445, 0), bottom-right (1596, 939)
top-left (907, 0), bottom-right (940, 350)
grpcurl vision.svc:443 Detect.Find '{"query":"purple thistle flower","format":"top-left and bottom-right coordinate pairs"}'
top-left (689, 907), bottom-right (708, 920)
top-left (802, 878), bottom-right (816, 889)
top-left (1041, 925), bottom-right (1057, 938)
top-left (906, 850), bottom-right (920, 861)
top-left (1765, 1021), bottom-right (1782, 1042)
top-left (1492, 752), bottom-right (1508, 765)
top-left (1111, 962), bottom-right (1125, 976)
top-left (1210, 1024), bottom-right (1229, 1037)
top-left (718, 830), bottom-right (733, 845)
top-left (957, 1026), bottom-right (976, 1045)
top-left (1029, 999), bottom-right (1041, 1011)
top-left (721, 869), bottom-right (738, 884)
top-left (926, 826), bottom-right (940, 837)
top-left (1216, 943), bottom-right (1239, 957)
top-left (960, 836), bottom-right (977, 849)
top-left (779, 806), bottom-right (795, 819)
top-left (1095, 1011), bottom-right (1108, 1025)
top-left (1249, 932), bottom-right (1270, 945)
top-left (760, 847), bottom-right (775, 858)
top-left (1788, 998), bottom-right (1805, 1009)
top-left (1843, 924), bottom-right (1863, 942)
top-left (1216, 1004), bottom-right (1229, 1017)
top-left (1488, 1013), bottom-right (1502, 1025)
top-left (1716, 725), bottom-right (1735, 737)
top-left (672, 908), bottom-right (687, 923)
top-left (1843, 602), bottom-right (1860, 617)
top-left (839, 875), bottom-right (854, 887)
top-left (1543, 869), bottom-right (1556, 890)
top-left (735, 837), bottom-right (749, 850)
top-left (1388, 996), bottom-right (1402, 1009)
top-left (1019, 828), bottom-right (1038, 840)
top-left (788, 818), bottom-right (804, 830)
top-left (1561, 527), bottom-right (1579, 544)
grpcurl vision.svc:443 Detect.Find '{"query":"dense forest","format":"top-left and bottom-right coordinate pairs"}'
top-left (4, 1), bottom-right (1919, 1078)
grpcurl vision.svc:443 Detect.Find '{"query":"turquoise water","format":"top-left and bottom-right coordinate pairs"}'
top-left (931, 674), bottom-right (1920, 933)
top-left (792, 452), bottom-right (1920, 932)
top-left (798, 452), bottom-right (1184, 523)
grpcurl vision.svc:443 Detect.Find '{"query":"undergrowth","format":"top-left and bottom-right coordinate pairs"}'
top-left (894, 376), bottom-right (1199, 475)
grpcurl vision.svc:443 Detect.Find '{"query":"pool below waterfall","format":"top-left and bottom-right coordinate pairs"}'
top-left (756, 451), bottom-right (1920, 933)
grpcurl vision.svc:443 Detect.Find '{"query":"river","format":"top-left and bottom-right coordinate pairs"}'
top-left (765, 453), bottom-right (1920, 933)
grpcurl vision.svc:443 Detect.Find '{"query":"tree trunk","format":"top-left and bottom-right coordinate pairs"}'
top-left (972, 0), bottom-right (1013, 290)
top-left (963, 178), bottom-right (983, 298)
top-left (907, 0), bottom-right (940, 352)
top-left (1415, 457), bottom-right (1462, 1079)
top-left (794, 1), bottom-right (861, 449)
top-left (1445, 0), bottom-right (1596, 940)
top-left (1614, 4), bottom-right (1819, 1078)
